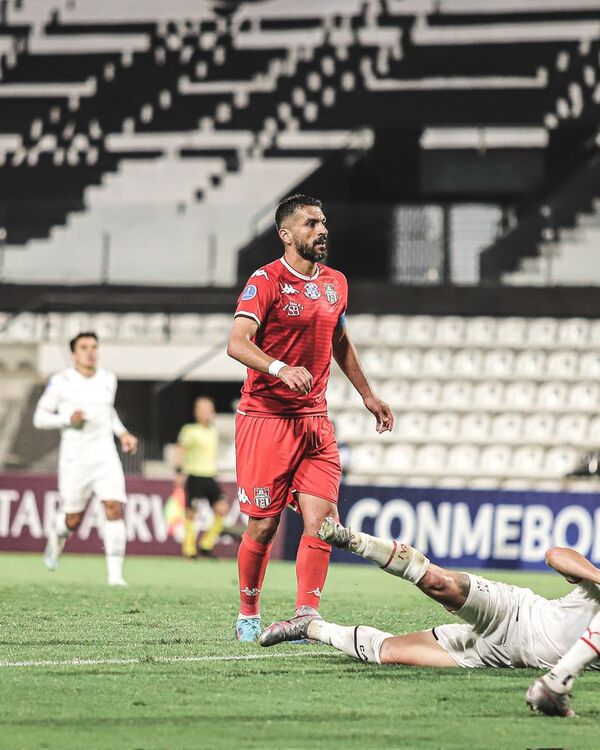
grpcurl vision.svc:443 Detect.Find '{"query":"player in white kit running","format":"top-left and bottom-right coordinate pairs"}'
top-left (33, 332), bottom-right (138, 586)
top-left (260, 518), bottom-right (600, 714)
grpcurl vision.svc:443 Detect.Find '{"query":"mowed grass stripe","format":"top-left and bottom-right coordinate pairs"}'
top-left (0, 650), bottom-right (339, 669)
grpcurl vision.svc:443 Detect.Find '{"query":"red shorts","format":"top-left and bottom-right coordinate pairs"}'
top-left (235, 413), bottom-right (341, 518)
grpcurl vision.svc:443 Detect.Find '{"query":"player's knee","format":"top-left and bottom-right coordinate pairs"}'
top-left (65, 513), bottom-right (83, 531)
top-left (103, 501), bottom-right (124, 521)
top-left (247, 515), bottom-right (279, 545)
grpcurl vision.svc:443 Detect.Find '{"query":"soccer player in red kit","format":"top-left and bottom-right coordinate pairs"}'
top-left (227, 194), bottom-right (394, 641)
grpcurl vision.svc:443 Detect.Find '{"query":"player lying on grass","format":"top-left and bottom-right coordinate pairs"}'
top-left (260, 518), bottom-right (600, 718)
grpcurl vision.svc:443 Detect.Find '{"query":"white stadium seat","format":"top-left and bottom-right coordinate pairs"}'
top-left (327, 378), bottom-right (350, 409)
top-left (62, 312), bottom-right (93, 340)
top-left (118, 313), bottom-right (148, 340)
top-left (390, 348), bottom-right (422, 377)
top-left (464, 317), bottom-right (496, 345)
top-left (145, 313), bottom-right (168, 342)
top-left (587, 416), bottom-right (600, 444)
top-left (429, 411), bottom-right (459, 441)
top-left (421, 348), bottom-right (453, 377)
top-left (447, 444), bottom-right (479, 474)
top-left (383, 444), bottom-right (416, 474)
top-left (441, 380), bottom-right (473, 409)
top-left (404, 315), bottom-right (436, 345)
top-left (589, 320), bottom-right (600, 346)
top-left (491, 413), bottom-right (523, 443)
top-left (546, 350), bottom-right (578, 379)
top-left (483, 349), bottom-right (515, 378)
top-left (334, 411), bottom-right (367, 442)
top-left (379, 379), bottom-right (410, 409)
top-left (479, 445), bottom-right (512, 475)
top-left (347, 314), bottom-right (378, 345)
top-left (514, 350), bottom-right (546, 378)
top-left (415, 444), bottom-right (447, 473)
top-left (578, 351), bottom-right (600, 379)
top-left (473, 380), bottom-right (505, 409)
top-left (495, 317), bottom-right (527, 346)
top-left (523, 413), bottom-right (555, 443)
top-left (557, 318), bottom-right (589, 348)
top-left (92, 312), bottom-right (120, 340)
top-left (377, 315), bottom-right (407, 345)
top-left (537, 381), bottom-right (568, 411)
top-left (453, 348), bottom-right (483, 377)
top-left (350, 443), bottom-right (383, 474)
top-left (568, 382), bottom-right (599, 411)
top-left (169, 314), bottom-right (204, 341)
top-left (396, 411), bottom-right (429, 441)
top-left (459, 412), bottom-right (491, 442)
top-left (433, 316), bottom-right (465, 346)
top-left (555, 414), bottom-right (588, 445)
top-left (360, 348), bottom-right (391, 378)
top-left (504, 380), bottom-right (537, 410)
top-left (526, 318), bottom-right (558, 347)
top-left (543, 446), bottom-right (578, 476)
top-left (409, 379), bottom-right (441, 408)
top-left (512, 445), bottom-right (545, 476)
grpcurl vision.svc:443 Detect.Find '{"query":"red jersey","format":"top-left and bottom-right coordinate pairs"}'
top-left (234, 256), bottom-right (348, 416)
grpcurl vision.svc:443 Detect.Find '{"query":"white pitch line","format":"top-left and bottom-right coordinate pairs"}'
top-left (0, 651), bottom-right (339, 669)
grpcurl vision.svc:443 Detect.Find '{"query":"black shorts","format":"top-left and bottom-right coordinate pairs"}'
top-left (184, 475), bottom-right (223, 508)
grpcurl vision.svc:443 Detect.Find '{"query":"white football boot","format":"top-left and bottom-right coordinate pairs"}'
top-left (526, 677), bottom-right (576, 718)
top-left (43, 531), bottom-right (66, 571)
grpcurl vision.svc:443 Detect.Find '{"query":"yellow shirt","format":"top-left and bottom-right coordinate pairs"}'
top-left (177, 423), bottom-right (218, 477)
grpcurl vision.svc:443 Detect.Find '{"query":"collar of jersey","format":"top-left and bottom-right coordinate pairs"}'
top-left (279, 256), bottom-right (320, 281)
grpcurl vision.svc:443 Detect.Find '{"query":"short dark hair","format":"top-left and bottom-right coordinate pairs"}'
top-left (275, 194), bottom-right (322, 229)
top-left (69, 332), bottom-right (98, 352)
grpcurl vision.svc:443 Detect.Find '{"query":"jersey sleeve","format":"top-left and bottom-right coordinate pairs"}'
top-left (337, 272), bottom-right (349, 328)
top-left (234, 270), bottom-right (277, 327)
top-left (177, 424), bottom-right (190, 446)
top-left (33, 375), bottom-right (68, 430)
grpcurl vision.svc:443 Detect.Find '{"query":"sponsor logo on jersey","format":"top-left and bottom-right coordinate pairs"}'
top-left (254, 486), bottom-right (272, 508)
top-left (237, 487), bottom-right (251, 505)
top-left (304, 282), bottom-right (321, 300)
top-left (280, 283), bottom-right (299, 295)
top-left (283, 301), bottom-right (303, 317)
top-left (324, 283), bottom-right (338, 304)
top-left (241, 284), bottom-right (257, 301)
top-left (251, 269), bottom-right (269, 280)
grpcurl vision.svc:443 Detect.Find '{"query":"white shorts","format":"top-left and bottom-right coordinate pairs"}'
top-left (59, 458), bottom-right (127, 514)
top-left (433, 574), bottom-right (549, 669)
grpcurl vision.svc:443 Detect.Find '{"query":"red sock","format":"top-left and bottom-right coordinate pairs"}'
top-left (295, 534), bottom-right (331, 611)
top-left (238, 533), bottom-right (271, 617)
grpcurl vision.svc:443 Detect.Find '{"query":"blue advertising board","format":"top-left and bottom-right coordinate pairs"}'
top-left (284, 485), bottom-right (600, 570)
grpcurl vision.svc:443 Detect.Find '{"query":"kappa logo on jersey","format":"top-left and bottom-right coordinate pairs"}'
top-left (304, 282), bottom-right (321, 300)
top-left (241, 284), bottom-right (257, 301)
top-left (280, 283), bottom-right (299, 295)
top-left (237, 487), bottom-right (251, 505)
top-left (251, 269), bottom-right (269, 280)
top-left (254, 486), bottom-right (272, 508)
top-left (283, 301), bottom-right (303, 317)
top-left (323, 283), bottom-right (338, 304)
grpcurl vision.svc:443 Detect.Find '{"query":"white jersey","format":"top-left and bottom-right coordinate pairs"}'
top-left (434, 575), bottom-right (600, 670)
top-left (33, 367), bottom-right (126, 466)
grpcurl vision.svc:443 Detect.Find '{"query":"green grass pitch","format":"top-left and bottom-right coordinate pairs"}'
top-left (0, 553), bottom-right (598, 750)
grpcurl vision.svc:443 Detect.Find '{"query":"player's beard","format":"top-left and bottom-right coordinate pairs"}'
top-left (297, 236), bottom-right (328, 263)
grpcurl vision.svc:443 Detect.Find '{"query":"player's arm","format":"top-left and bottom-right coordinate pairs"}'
top-left (33, 376), bottom-right (83, 430)
top-left (111, 408), bottom-right (138, 454)
top-left (227, 315), bottom-right (313, 394)
top-left (332, 316), bottom-right (394, 434)
top-left (545, 546), bottom-right (600, 585)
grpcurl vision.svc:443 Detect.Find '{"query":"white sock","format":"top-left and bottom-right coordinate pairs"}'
top-left (545, 611), bottom-right (600, 694)
top-left (308, 620), bottom-right (393, 664)
top-left (103, 519), bottom-right (126, 582)
top-left (54, 512), bottom-right (71, 539)
top-left (349, 532), bottom-right (430, 584)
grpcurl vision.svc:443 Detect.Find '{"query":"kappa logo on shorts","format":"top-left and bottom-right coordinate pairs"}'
top-left (254, 487), bottom-right (272, 509)
top-left (303, 282), bottom-right (321, 300)
top-left (323, 283), bottom-right (338, 304)
top-left (237, 487), bottom-right (251, 505)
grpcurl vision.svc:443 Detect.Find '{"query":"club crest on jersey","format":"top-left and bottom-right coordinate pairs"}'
top-left (254, 487), bottom-right (272, 509)
top-left (323, 283), bottom-right (338, 304)
top-left (283, 301), bottom-right (303, 317)
top-left (280, 283), bottom-right (299, 295)
top-left (304, 282), bottom-right (321, 300)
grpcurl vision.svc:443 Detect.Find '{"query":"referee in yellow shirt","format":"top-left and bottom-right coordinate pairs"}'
top-left (175, 396), bottom-right (228, 558)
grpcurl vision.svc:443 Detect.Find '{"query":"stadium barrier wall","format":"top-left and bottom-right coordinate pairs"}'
top-left (0, 474), bottom-right (285, 560)
top-left (285, 485), bottom-right (600, 570)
